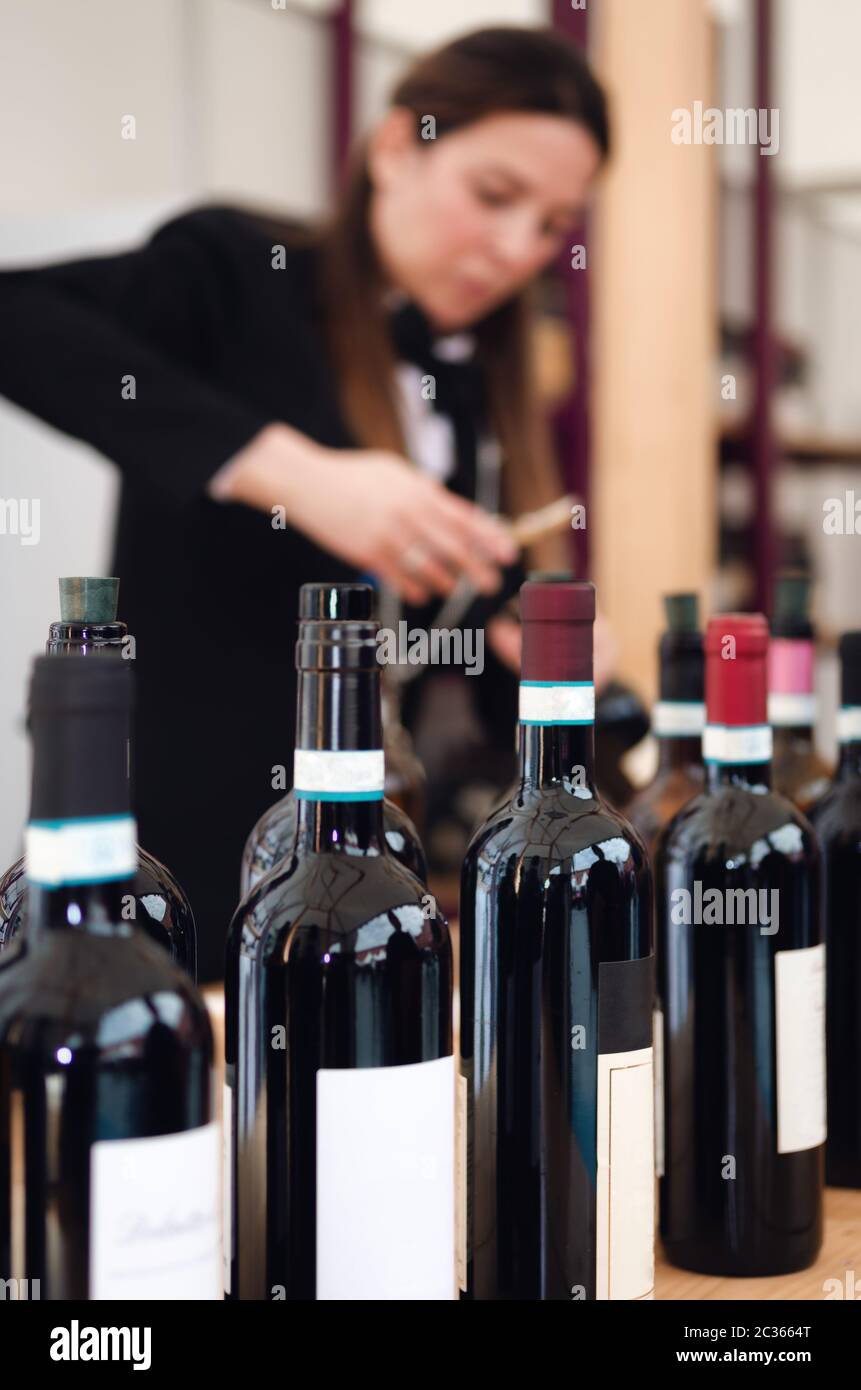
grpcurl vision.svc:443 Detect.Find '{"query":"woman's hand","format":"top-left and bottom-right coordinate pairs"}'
top-left (488, 612), bottom-right (618, 690)
top-left (487, 614), bottom-right (522, 672)
top-left (213, 423), bottom-right (518, 604)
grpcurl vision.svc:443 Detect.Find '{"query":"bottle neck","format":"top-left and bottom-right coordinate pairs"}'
top-left (768, 637), bottom-right (816, 738)
top-left (46, 619), bottom-right (129, 656)
top-left (658, 735), bottom-right (704, 773)
top-left (837, 708), bottom-right (861, 780)
top-left (518, 723), bottom-right (596, 790)
top-left (837, 742), bottom-right (861, 780)
top-left (27, 879), bottom-right (134, 939)
top-left (706, 759), bottom-right (772, 793)
top-left (704, 634), bottom-right (772, 793)
top-left (772, 723), bottom-right (815, 751)
top-left (26, 681), bottom-right (136, 935)
top-left (652, 699), bottom-right (705, 773)
top-left (294, 667), bottom-right (385, 854)
top-left (518, 681), bottom-right (596, 791)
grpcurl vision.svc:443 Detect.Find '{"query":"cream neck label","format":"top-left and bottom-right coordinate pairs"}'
top-left (768, 692), bottom-right (817, 727)
top-left (652, 701), bottom-right (705, 737)
top-left (519, 681), bottom-right (595, 726)
top-left (837, 706), bottom-right (861, 743)
top-left (25, 814), bottom-right (136, 887)
top-left (703, 723), bottom-right (772, 764)
top-left (293, 748), bottom-right (385, 801)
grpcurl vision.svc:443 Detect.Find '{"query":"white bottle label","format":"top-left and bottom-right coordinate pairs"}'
top-left (652, 701), bottom-right (705, 738)
top-left (25, 814), bottom-right (136, 887)
top-left (595, 1046), bottom-right (655, 1300)
top-left (837, 706), bottom-right (861, 743)
top-left (316, 1055), bottom-right (455, 1300)
top-left (775, 943), bottom-right (827, 1154)
top-left (653, 1010), bottom-right (665, 1179)
top-left (518, 680), bottom-right (595, 725)
top-left (89, 1122), bottom-right (220, 1300)
top-left (703, 723), bottom-right (772, 764)
top-left (768, 692), bottom-right (817, 728)
top-left (293, 748), bottom-right (384, 800)
top-left (222, 1083), bottom-right (232, 1296)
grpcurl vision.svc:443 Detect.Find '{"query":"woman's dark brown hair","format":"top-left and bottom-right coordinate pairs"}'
top-left (320, 26), bottom-right (609, 564)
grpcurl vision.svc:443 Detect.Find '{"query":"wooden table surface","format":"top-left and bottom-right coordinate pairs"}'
top-left (655, 1187), bottom-right (861, 1300)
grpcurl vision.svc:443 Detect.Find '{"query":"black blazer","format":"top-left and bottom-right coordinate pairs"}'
top-left (0, 205), bottom-right (515, 980)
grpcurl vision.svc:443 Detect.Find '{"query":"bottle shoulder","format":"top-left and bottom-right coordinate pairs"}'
top-left (0, 927), bottom-right (210, 1045)
top-left (248, 791), bottom-right (421, 838)
top-left (464, 784), bottom-right (650, 873)
top-left (625, 769), bottom-right (705, 846)
top-left (135, 844), bottom-right (194, 918)
top-left (628, 765), bottom-right (704, 811)
top-left (242, 793), bottom-right (427, 895)
top-left (808, 775), bottom-right (861, 842)
top-left (0, 849), bottom-right (195, 966)
top-left (658, 782), bottom-right (819, 865)
top-left (236, 847), bottom-right (443, 960)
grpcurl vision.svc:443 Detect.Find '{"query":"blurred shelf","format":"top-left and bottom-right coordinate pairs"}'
top-left (720, 415), bottom-right (861, 464)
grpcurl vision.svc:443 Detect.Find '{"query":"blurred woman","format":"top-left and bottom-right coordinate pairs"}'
top-left (0, 26), bottom-right (609, 978)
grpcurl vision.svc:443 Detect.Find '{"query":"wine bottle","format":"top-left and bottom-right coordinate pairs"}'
top-left (657, 614), bottom-right (824, 1275)
top-left (626, 592), bottom-right (705, 855)
top-left (239, 584), bottom-right (427, 897)
top-left (226, 601), bottom-right (453, 1301)
top-left (808, 631), bottom-right (861, 1188)
top-left (769, 572), bottom-right (831, 812)
top-left (0, 576), bottom-right (196, 977)
top-left (0, 655), bottom-right (218, 1299)
top-left (459, 580), bottom-right (654, 1301)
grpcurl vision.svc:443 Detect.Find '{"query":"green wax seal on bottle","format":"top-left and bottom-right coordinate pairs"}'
top-left (58, 577), bottom-right (120, 623)
top-left (664, 593), bottom-right (699, 635)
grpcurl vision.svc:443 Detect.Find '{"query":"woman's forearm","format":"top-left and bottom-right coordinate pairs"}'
top-left (209, 422), bottom-right (321, 514)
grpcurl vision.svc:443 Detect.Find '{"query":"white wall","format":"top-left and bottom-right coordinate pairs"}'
top-left (776, 0), bottom-right (861, 189)
top-left (0, 0), bottom-right (331, 867)
top-left (359, 0), bottom-right (547, 52)
top-left (196, 0), bottom-right (331, 215)
top-left (0, 0), bottom-right (190, 213)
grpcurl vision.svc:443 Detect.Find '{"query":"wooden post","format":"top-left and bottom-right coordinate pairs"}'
top-left (591, 0), bottom-right (717, 699)
top-left (331, 0), bottom-right (354, 191)
top-left (552, 0), bottom-right (592, 575)
top-left (752, 0), bottom-right (776, 614)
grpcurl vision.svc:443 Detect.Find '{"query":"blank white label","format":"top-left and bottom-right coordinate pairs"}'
top-left (90, 1123), bottom-right (220, 1300)
top-left (595, 1046), bottom-right (655, 1301)
top-left (293, 748), bottom-right (384, 797)
top-left (775, 943), bottom-right (827, 1154)
top-left (316, 1055), bottom-right (455, 1300)
top-left (652, 701), bottom-right (705, 737)
top-left (703, 724), bottom-right (772, 764)
top-left (25, 815), bottom-right (136, 887)
top-left (518, 681), bottom-right (595, 725)
top-left (222, 1083), bottom-right (232, 1296)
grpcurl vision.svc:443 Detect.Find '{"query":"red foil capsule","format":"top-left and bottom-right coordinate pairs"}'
top-left (520, 580), bottom-right (596, 684)
top-left (704, 613), bottom-right (769, 728)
